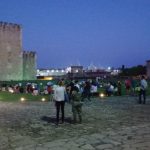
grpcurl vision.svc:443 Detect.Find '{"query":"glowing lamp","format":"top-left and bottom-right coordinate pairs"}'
top-left (41, 98), bottom-right (46, 102)
top-left (20, 97), bottom-right (25, 102)
top-left (43, 77), bottom-right (53, 80)
top-left (99, 93), bottom-right (105, 98)
top-left (108, 67), bottom-right (111, 70)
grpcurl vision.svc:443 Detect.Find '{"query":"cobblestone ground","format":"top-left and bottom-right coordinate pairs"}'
top-left (0, 96), bottom-right (150, 150)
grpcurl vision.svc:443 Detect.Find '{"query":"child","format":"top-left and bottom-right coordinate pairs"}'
top-left (71, 86), bottom-right (83, 123)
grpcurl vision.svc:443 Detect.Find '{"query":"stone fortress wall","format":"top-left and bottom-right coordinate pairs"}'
top-left (0, 21), bottom-right (36, 81)
top-left (23, 51), bottom-right (36, 80)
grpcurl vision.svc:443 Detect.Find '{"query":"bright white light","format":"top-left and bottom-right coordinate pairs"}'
top-left (76, 70), bottom-right (78, 73)
top-left (41, 98), bottom-right (46, 102)
top-left (20, 97), bottom-right (25, 102)
top-left (61, 70), bottom-right (64, 72)
top-left (108, 67), bottom-right (111, 70)
top-left (99, 93), bottom-right (105, 98)
top-left (51, 70), bottom-right (54, 73)
top-left (44, 77), bottom-right (53, 80)
top-left (47, 70), bottom-right (50, 73)
top-left (66, 67), bottom-right (71, 73)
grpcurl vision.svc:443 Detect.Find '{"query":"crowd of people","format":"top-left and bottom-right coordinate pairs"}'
top-left (51, 76), bottom-right (148, 125)
top-left (0, 76), bottom-right (148, 125)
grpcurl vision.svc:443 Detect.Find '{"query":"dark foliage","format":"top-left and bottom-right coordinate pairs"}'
top-left (119, 65), bottom-right (146, 76)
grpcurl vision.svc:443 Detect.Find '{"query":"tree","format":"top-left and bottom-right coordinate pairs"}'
top-left (119, 65), bottom-right (146, 76)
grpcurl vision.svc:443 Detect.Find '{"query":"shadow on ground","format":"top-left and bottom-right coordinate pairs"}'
top-left (41, 116), bottom-right (72, 124)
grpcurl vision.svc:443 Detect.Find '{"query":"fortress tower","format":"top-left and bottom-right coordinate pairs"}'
top-left (23, 51), bottom-right (36, 80)
top-left (0, 22), bottom-right (36, 81)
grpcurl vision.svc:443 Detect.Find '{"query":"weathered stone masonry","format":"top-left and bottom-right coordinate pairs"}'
top-left (23, 51), bottom-right (36, 80)
top-left (0, 22), bottom-right (36, 81)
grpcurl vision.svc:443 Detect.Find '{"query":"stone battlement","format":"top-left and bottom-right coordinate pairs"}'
top-left (0, 21), bottom-right (21, 30)
top-left (23, 51), bottom-right (36, 58)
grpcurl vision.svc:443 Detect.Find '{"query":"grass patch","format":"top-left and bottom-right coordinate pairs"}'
top-left (0, 91), bottom-right (50, 102)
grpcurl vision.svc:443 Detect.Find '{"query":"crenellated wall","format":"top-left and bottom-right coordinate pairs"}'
top-left (0, 21), bottom-right (36, 81)
top-left (23, 51), bottom-right (37, 80)
top-left (0, 22), bottom-right (23, 81)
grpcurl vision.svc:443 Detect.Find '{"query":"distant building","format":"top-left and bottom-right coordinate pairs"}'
top-left (0, 22), bottom-right (36, 81)
top-left (84, 69), bottom-right (111, 78)
top-left (87, 63), bottom-right (97, 71)
top-left (67, 65), bottom-right (111, 79)
top-left (36, 65), bottom-right (114, 80)
top-left (66, 66), bottom-right (84, 79)
top-left (36, 68), bottom-right (67, 80)
top-left (67, 66), bottom-right (83, 73)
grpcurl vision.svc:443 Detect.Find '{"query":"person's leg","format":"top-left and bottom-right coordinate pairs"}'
top-left (125, 87), bottom-right (128, 95)
top-left (139, 90), bottom-right (142, 104)
top-left (72, 106), bottom-right (77, 123)
top-left (56, 101), bottom-right (60, 124)
top-left (88, 91), bottom-right (91, 100)
top-left (60, 101), bottom-right (65, 123)
top-left (77, 106), bottom-right (82, 123)
top-left (143, 90), bottom-right (146, 104)
top-left (81, 92), bottom-right (86, 101)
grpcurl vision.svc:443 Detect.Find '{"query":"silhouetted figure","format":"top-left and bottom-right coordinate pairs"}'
top-left (82, 81), bottom-right (91, 100)
top-left (125, 78), bottom-right (131, 95)
top-left (139, 76), bottom-right (148, 104)
top-left (117, 81), bottom-right (122, 96)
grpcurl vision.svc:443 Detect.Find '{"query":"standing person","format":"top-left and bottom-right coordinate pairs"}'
top-left (74, 80), bottom-right (81, 92)
top-left (66, 81), bottom-right (74, 103)
top-left (71, 86), bottom-right (83, 124)
top-left (117, 81), bottom-right (122, 96)
top-left (82, 81), bottom-right (91, 101)
top-left (139, 76), bottom-right (148, 104)
top-left (131, 77), bottom-right (136, 96)
top-left (54, 81), bottom-right (66, 125)
top-left (125, 78), bottom-right (131, 95)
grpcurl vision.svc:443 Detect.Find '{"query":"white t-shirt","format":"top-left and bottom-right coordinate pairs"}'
top-left (54, 86), bottom-right (66, 101)
top-left (91, 85), bottom-right (98, 93)
top-left (140, 79), bottom-right (148, 90)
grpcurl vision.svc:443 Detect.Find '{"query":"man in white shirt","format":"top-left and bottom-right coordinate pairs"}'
top-left (139, 76), bottom-right (148, 104)
top-left (54, 81), bottom-right (66, 125)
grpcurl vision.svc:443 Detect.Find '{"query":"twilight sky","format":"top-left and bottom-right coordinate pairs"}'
top-left (0, 0), bottom-right (150, 69)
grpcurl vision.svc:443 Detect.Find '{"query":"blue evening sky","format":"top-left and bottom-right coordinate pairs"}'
top-left (0, 0), bottom-right (150, 68)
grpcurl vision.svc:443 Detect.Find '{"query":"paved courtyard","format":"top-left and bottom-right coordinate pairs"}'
top-left (0, 96), bottom-right (150, 150)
